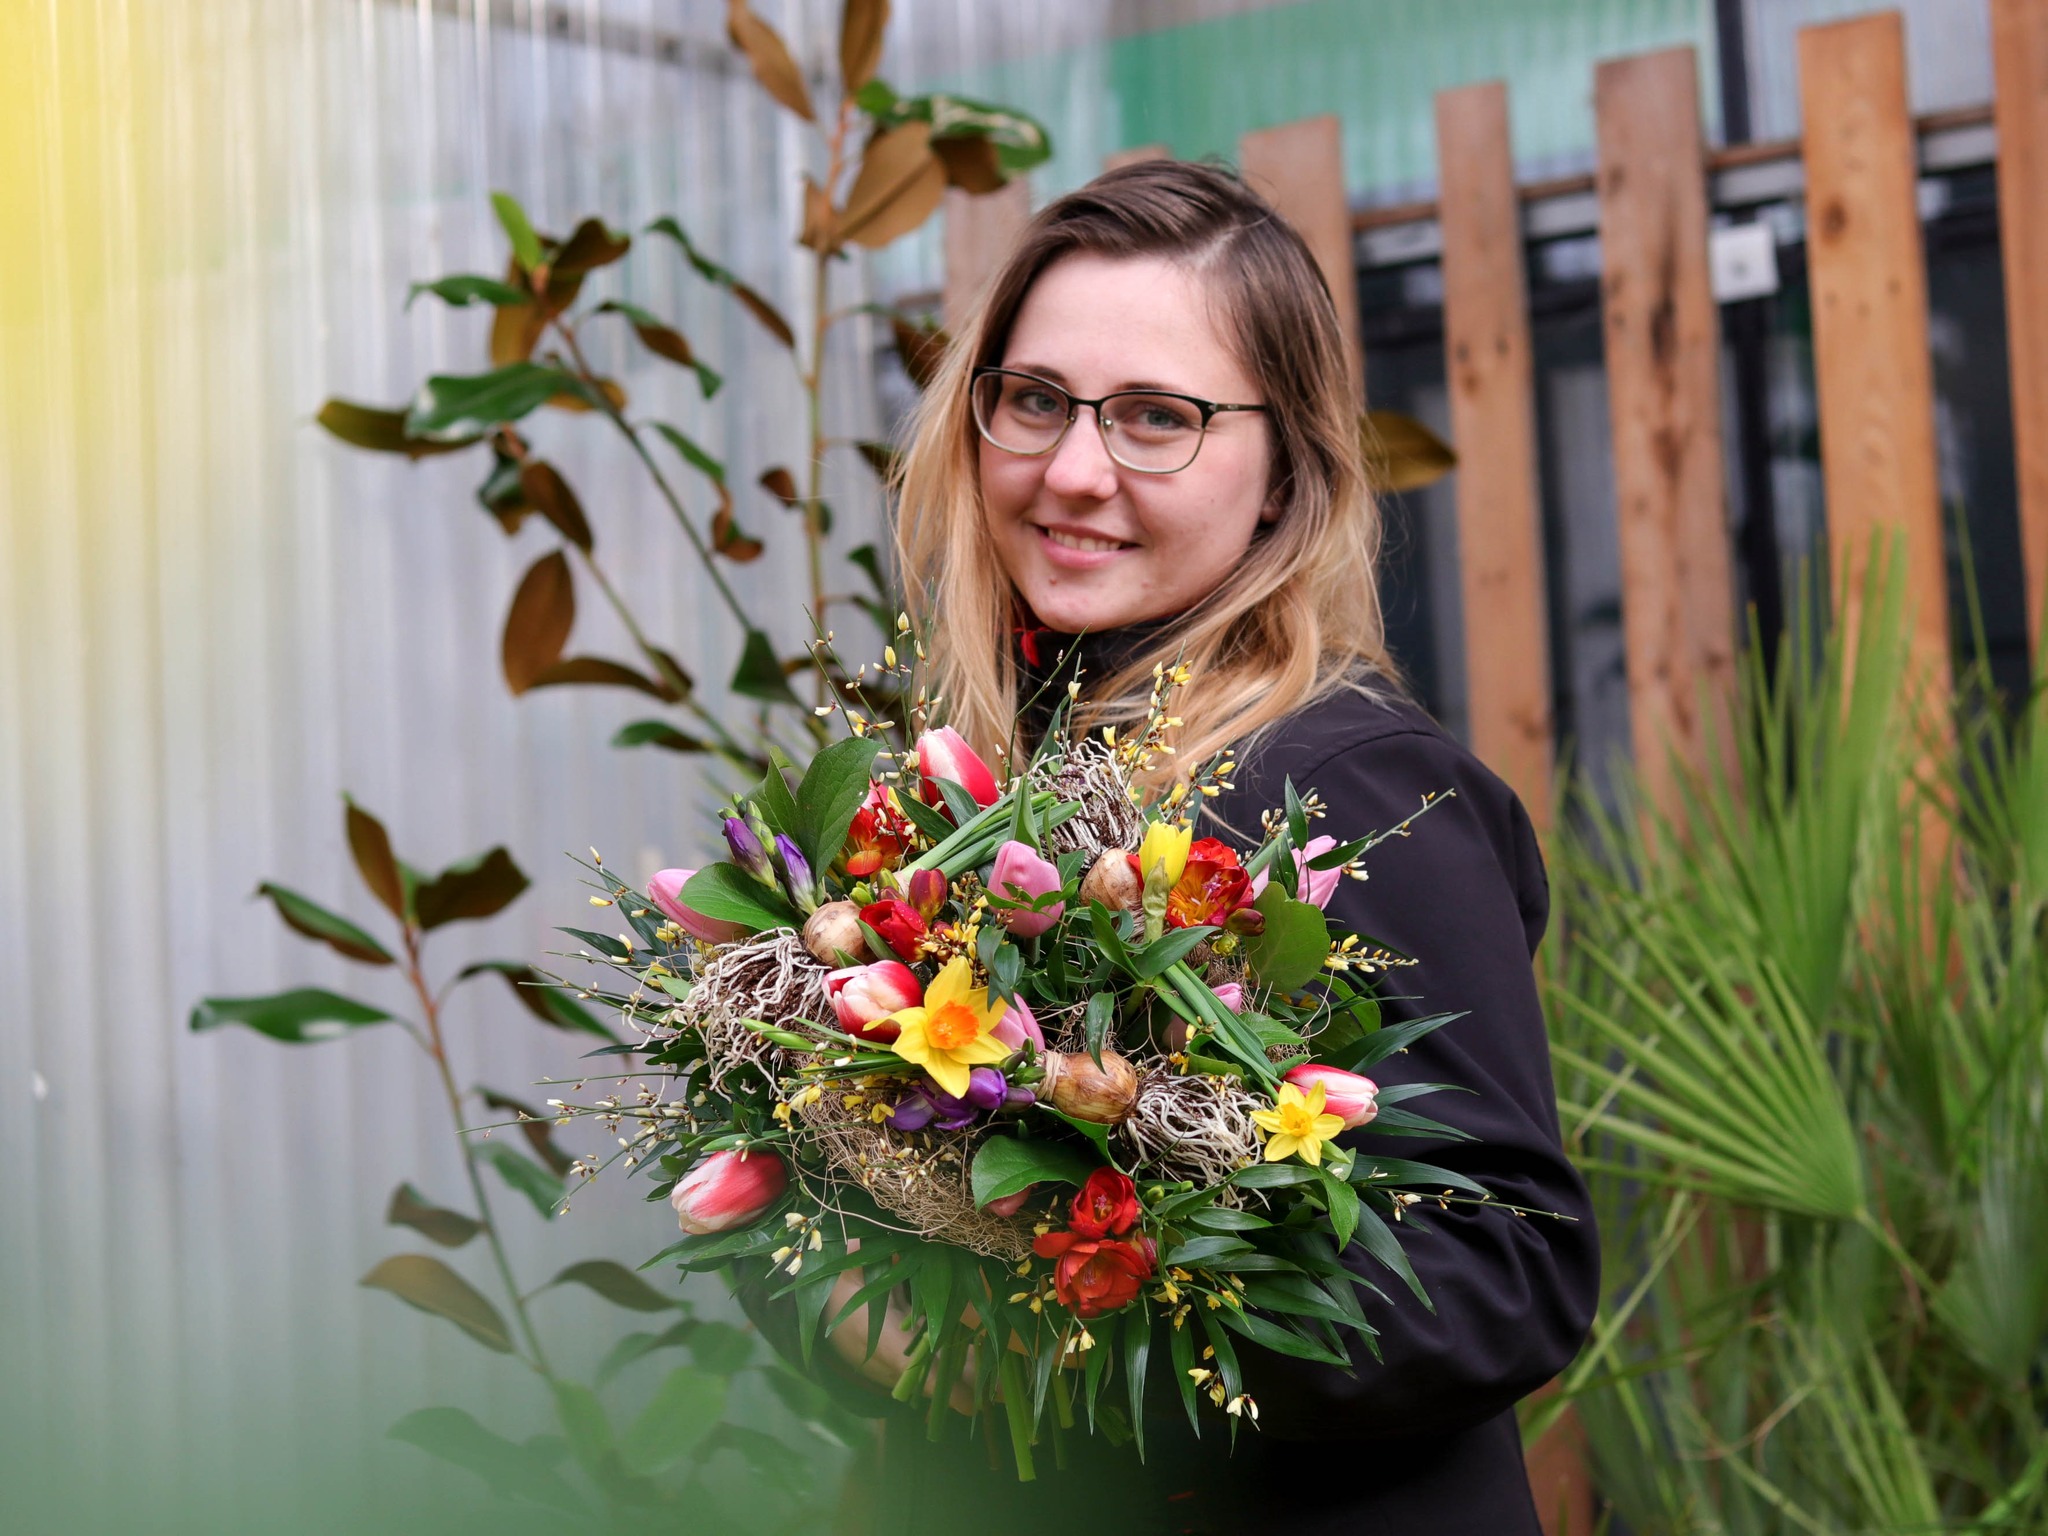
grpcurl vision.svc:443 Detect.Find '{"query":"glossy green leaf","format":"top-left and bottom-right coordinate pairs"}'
top-left (388, 1407), bottom-right (585, 1513)
top-left (361, 1254), bottom-right (514, 1353)
top-left (477, 1142), bottom-right (563, 1219)
top-left (542, 1259), bottom-right (678, 1312)
top-left (968, 1135), bottom-right (1101, 1207)
top-left (405, 363), bottom-right (588, 442)
top-left (476, 1088), bottom-right (574, 1176)
top-left (490, 191), bottom-right (545, 272)
top-left (406, 274), bottom-right (530, 310)
top-left (412, 846), bottom-right (529, 930)
top-left (594, 1318), bottom-right (697, 1387)
top-left (617, 1365), bottom-right (726, 1476)
top-left (189, 989), bottom-right (396, 1044)
top-left (1244, 885), bottom-right (1328, 992)
top-left (649, 421), bottom-right (726, 484)
top-left (677, 863), bottom-right (798, 930)
top-left (456, 960), bottom-right (615, 1041)
top-left (793, 735), bottom-right (885, 874)
top-left (730, 628), bottom-right (801, 707)
top-left (597, 301), bottom-right (721, 397)
top-left (611, 719), bottom-right (712, 753)
top-left (643, 217), bottom-right (796, 347)
top-left (254, 881), bottom-right (394, 964)
top-left (385, 1183), bottom-right (483, 1248)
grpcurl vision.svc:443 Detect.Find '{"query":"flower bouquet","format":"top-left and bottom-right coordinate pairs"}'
top-left (548, 656), bottom-right (1502, 1476)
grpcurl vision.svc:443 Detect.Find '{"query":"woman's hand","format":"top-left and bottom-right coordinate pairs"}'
top-left (825, 1246), bottom-right (977, 1413)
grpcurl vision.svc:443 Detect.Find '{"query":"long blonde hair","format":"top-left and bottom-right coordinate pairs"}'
top-left (893, 159), bottom-right (1396, 783)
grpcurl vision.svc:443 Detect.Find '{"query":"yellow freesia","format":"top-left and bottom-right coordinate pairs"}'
top-left (1138, 821), bottom-right (1194, 888)
top-left (883, 956), bottom-right (1011, 1099)
top-left (1250, 1080), bottom-right (1347, 1166)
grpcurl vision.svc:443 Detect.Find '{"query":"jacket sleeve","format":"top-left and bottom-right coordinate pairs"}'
top-left (1232, 725), bottom-right (1601, 1441)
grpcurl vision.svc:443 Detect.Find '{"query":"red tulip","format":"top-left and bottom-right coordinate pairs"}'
top-left (1067, 1168), bottom-right (1140, 1239)
top-left (859, 897), bottom-right (928, 962)
top-left (914, 726), bottom-right (1000, 812)
top-left (1282, 1063), bottom-right (1379, 1129)
top-left (1032, 1231), bottom-right (1156, 1319)
top-left (648, 869), bottom-right (749, 944)
top-left (669, 1149), bottom-right (787, 1234)
top-left (824, 961), bottom-right (922, 1044)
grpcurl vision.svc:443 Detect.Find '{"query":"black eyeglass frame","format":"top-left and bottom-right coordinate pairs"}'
top-left (969, 366), bottom-right (1270, 475)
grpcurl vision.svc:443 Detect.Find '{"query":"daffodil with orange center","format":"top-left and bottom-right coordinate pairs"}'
top-left (1250, 1079), bottom-right (1347, 1166)
top-left (882, 956), bottom-right (1012, 1099)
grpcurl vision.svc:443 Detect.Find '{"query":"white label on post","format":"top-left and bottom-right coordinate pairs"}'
top-left (1710, 222), bottom-right (1781, 303)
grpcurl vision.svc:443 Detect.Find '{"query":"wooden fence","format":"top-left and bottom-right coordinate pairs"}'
top-left (940, 0), bottom-right (2048, 842)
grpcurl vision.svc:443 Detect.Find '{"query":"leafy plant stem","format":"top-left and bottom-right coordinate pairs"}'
top-left (800, 93), bottom-right (857, 701)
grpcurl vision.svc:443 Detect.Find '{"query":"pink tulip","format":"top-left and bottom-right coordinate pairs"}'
top-left (824, 961), bottom-right (923, 1044)
top-left (989, 840), bottom-right (1065, 937)
top-left (1283, 1063), bottom-right (1379, 1129)
top-left (648, 868), bottom-right (749, 944)
top-left (670, 1149), bottom-right (787, 1234)
top-left (990, 992), bottom-right (1046, 1053)
top-left (1293, 836), bottom-right (1343, 910)
top-left (915, 726), bottom-right (1001, 810)
top-left (1210, 982), bottom-right (1245, 1013)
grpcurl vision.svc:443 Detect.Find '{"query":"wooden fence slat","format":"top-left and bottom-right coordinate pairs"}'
top-left (1240, 115), bottom-right (1362, 379)
top-left (1993, 0), bottom-right (2048, 655)
top-left (1798, 13), bottom-right (1952, 698)
top-left (941, 180), bottom-right (1032, 333)
top-left (1436, 80), bottom-right (1555, 826)
top-left (1103, 144), bottom-right (1169, 171)
top-left (1594, 47), bottom-right (1737, 815)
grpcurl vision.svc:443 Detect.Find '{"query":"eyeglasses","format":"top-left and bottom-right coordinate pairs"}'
top-left (970, 367), bottom-right (1268, 475)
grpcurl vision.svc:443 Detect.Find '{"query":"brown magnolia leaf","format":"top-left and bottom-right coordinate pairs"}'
top-left (490, 259), bottom-right (549, 366)
top-left (386, 1183), bottom-right (484, 1248)
top-left (712, 508), bottom-right (765, 563)
top-left (839, 122), bottom-right (947, 249)
top-left (543, 1259), bottom-right (677, 1313)
top-left (645, 647), bottom-right (696, 702)
top-left (932, 134), bottom-right (1004, 194)
top-left (517, 461), bottom-right (594, 552)
top-left (360, 1254), bottom-right (513, 1353)
top-left (726, 0), bottom-right (813, 122)
top-left (798, 175), bottom-right (840, 254)
top-left (855, 440), bottom-right (901, 483)
top-left (731, 283), bottom-right (795, 349)
top-left (479, 1089), bottom-right (574, 1177)
top-left (503, 551), bottom-right (575, 694)
top-left (527, 656), bottom-right (680, 702)
top-left (546, 218), bottom-right (630, 278)
top-left (412, 847), bottom-right (530, 930)
top-left (758, 467), bottom-right (800, 506)
top-left (1360, 409), bottom-right (1458, 495)
top-left (839, 0), bottom-right (889, 92)
top-left (316, 400), bottom-right (477, 459)
top-left (548, 377), bottom-right (627, 415)
top-left (344, 798), bottom-right (407, 919)
top-left (889, 315), bottom-right (950, 390)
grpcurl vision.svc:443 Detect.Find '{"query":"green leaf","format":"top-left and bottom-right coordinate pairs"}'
top-left (477, 1088), bottom-right (574, 1176)
top-left (255, 882), bottom-right (394, 964)
top-left (385, 1183), bottom-right (483, 1248)
top-left (649, 421), bottom-right (727, 484)
top-left (490, 191), bottom-right (546, 273)
top-left (1317, 1168), bottom-right (1360, 1250)
top-left (1083, 992), bottom-right (1115, 1069)
top-left (611, 719), bottom-right (712, 753)
top-left (547, 1378), bottom-right (615, 1481)
top-left (869, 90), bottom-right (1054, 177)
top-left (407, 274), bottom-right (530, 310)
top-left (360, 1254), bottom-right (515, 1353)
top-left (1038, 1104), bottom-right (1116, 1159)
top-left (542, 1259), bottom-right (678, 1312)
top-left (596, 301), bottom-right (720, 397)
top-left (617, 1365), bottom-right (726, 1476)
top-left (477, 1142), bottom-right (563, 1219)
top-left (793, 736), bottom-right (885, 874)
top-left (1162, 1234), bottom-right (1255, 1268)
top-left (678, 863), bottom-right (799, 930)
top-left (968, 1135), bottom-right (1102, 1207)
top-left (315, 399), bottom-right (477, 459)
top-left (455, 960), bottom-right (617, 1041)
top-left (1244, 885), bottom-right (1329, 992)
top-left (594, 1318), bottom-right (697, 1387)
top-left (388, 1407), bottom-right (585, 1513)
top-left (412, 846), bottom-right (529, 930)
top-left (405, 362), bottom-right (588, 442)
top-left (189, 989), bottom-right (395, 1044)
top-left (730, 628), bottom-right (801, 707)
top-left (752, 748), bottom-right (803, 838)
top-left (1128, 924), bottom-right (1217, 981)
top-left (683, 1319), bottom-right (757, 1375)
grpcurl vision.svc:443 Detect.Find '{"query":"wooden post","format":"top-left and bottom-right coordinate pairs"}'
top-left (1798, 14), bottom-right (1951, 700)
top-left (1240, 115), bottom-right (1363, 379)
top-left (1993, 0), bottom-right (2048, 654)
top-left (1103, 144), bottom-right (1169, 172)
top-left (1594, 47), bottom-right (1738, 815)
top-left (1436, 81), bottom-right (1555, 826)
top-left (941, 180), bottom-right (1032, 334)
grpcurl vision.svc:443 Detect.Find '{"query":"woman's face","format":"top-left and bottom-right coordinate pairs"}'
top-left (979, 253), bottom-right (1275, 634)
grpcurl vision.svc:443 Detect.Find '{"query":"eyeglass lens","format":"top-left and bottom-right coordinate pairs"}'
top-left (971, 372), bottom-right (1207, 473)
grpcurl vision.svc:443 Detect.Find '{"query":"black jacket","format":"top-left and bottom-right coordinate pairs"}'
top-left (743, 647), bottom-right (1600, 1535)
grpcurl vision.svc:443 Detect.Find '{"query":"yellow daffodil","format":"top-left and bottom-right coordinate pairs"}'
top-left (1251, 1080), bottom-right (1347, 1166)
top-left (1138, 820), bottom-right (1194, 888)
top-left (883, 956), bottom-right (1011, 1098)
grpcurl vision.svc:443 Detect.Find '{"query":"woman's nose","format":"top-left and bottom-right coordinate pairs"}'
top-left (1040, 406), bottom-right (1120, 500)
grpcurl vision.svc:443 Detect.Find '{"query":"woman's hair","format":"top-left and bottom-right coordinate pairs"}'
top-left (892, 158), bottom-right (1396, 786)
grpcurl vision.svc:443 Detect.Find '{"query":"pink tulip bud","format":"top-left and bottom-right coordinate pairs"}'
top-left (670, 1149), bottom-right (787, 1234)
top-left (983, 1186), bottom-right (1036, 1218)
top-left (914, 726), bottom-right (1001, 811)
top-left (1283, 1063), bottom-right (1379, 1129)
top-left (990, 992), bottom-right (1046, 1053)
top-left (648, 869), bottom-right (749, 944)
top-left (1293, 836), bottom-right (1343, 910)
top-left (989, 840), bottom-right (1065, 937)
top-left (824, 961), bottom-right (923, 1043)
top-left (1210, 982), bottom-right (1245, 1013)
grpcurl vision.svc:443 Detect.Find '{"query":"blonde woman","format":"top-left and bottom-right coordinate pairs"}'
top-left (755, 161), bottom-right (1599, 1536)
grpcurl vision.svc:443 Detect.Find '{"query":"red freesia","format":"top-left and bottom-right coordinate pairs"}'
top-left (1067, 1168), bottom-right (1140, 1239)
top-left (1129, 837), bottom-right (1257, 929)
top-left (859, 897), bottom-right (928, 962)
top-left (1032, 1231), bottom-right (1157, 1319)
top-left (842, 782), bottom-right (914, 878)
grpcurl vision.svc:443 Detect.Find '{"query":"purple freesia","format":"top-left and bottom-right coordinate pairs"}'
top-left (724, 816), bottom-right (773, 883)
top-left (887, 1067), bottom-right (1008, 1131)
top-left (774, 833), bottom-right (818, 909)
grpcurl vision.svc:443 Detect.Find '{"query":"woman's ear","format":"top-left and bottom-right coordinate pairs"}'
top-left (1259, 475), bottom-right (1289, 525)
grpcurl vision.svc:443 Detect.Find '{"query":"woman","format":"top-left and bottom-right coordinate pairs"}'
top-left (759, 160), bottom-right (1600, 1535)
